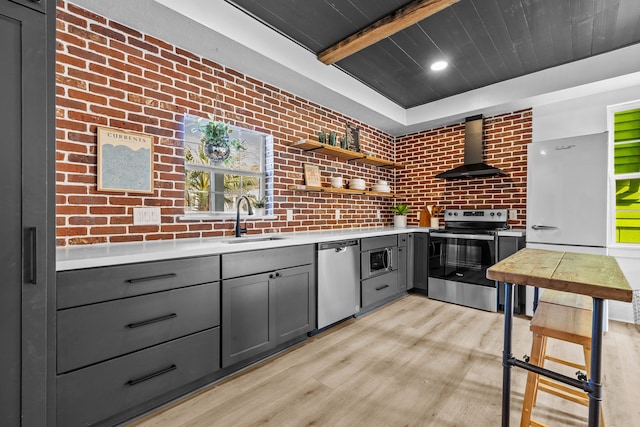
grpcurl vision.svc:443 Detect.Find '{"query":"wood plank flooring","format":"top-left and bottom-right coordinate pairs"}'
top-left (127, 295), bottom-right (640, 427)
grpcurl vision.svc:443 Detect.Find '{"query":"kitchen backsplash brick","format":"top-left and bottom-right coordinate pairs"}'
top-left (55, 1), bottom-right (530, 246)
top-left (55, 1), bottom-right (396, 246)
top-left (395, 110), bottom-right (531, 228)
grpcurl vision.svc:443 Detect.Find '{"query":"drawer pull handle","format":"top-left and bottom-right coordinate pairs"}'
top-left (126, 273), bottom-right (177, 284)
top-left (126, 364), bottom-right (177, 386)
top-left (375, 284), bottom-right (390, 291)
top-left (126, 313), bottom-right (177, 329)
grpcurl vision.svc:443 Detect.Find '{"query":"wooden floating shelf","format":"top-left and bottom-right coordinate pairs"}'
top-left (291, 139), bottom-right (403, 169)
top-left (288, 185), bottom-right (395, 197)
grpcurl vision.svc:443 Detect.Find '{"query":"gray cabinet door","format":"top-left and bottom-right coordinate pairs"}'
top-left (222, 273), bottom-right (276, 368)
top-left (397, 246), bottom-right (407, 292)
top-left (406, 234), bottom-right (415, 289)
top-left (361, 271), bottom-right (398, 308)
top-left (57, 327), bottom-right (220, 427)
top-left (413, 233), bottom-right (429, 291)
top-left (57, 282), bottom-right (221, 373)
top-left (0, 2), bottom-right (53, 426)
top-left (274, 265), bottom-right (314, 343)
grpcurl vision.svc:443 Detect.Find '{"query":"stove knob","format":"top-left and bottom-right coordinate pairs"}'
top-left (490, 212), bottom-right (495, 216)
top-left (496, 212), bottom-right (502, 216)
top-left (453, 212), bottom-right (458, 216)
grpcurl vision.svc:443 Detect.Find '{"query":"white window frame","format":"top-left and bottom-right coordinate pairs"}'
top-left (183, 118), bottom-right (274, 219)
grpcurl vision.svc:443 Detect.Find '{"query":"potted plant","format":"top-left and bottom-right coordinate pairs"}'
top-left (253, 196), bottom-right (267, 216)
top-left (391, 203), bottom-right (411, 228)
top-left (197, 115), bottom-right (246, 164)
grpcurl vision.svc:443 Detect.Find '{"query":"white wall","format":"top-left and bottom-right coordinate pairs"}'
top-left (533, 85), bottom-right (640, 141)
top-left (532, 87), bottom-right (640, 324)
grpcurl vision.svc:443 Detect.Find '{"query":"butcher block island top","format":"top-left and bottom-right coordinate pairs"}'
top-left (487, 248), bottom-right (633, 302)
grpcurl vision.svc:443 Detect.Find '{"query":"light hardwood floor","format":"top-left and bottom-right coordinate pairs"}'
top-left (128, 295), bottom-right (640, 427)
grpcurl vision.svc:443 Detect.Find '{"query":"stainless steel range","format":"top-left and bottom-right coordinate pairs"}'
top-left (427, 209), bottom-right (508, 312)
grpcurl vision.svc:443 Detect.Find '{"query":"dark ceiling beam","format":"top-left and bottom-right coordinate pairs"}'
top-left (317, 0), bottom-right (460, 65)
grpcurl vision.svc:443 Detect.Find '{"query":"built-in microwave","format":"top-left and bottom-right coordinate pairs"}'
top-left (361, 235), bottom-right (398, 280)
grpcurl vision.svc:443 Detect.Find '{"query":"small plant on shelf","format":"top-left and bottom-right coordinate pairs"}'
top-left (391, 203), bottom-right (411, 228)
top-left (391, 203), bottom-right (411, 215)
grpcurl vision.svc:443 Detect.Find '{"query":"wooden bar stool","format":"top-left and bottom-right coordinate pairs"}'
top-left (520, 301), bottom-right (605, 427)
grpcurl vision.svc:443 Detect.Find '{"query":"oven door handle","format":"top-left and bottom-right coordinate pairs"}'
top-left (429, 232), bottom-right (494, 241)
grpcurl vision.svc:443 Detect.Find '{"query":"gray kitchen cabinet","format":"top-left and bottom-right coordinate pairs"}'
top-left (56, 256), bottom-right (222, 427)
top-left (362, 270), bottom-right (399, 308)
top-left (57, 328), bottom-right (220, 427)
top-left (0, 1), bottom-right (54, 425)
top-left (397, 233), bottom-right (410, 292)
top-left (413, 233), bottom-right (429, 291)
top-left (405, 234), bottom-right (415, 289)
top-left (9, 0), bottom-right (47, 14)
top-left (398, 245), bottom-right (408, 292)
top-left (222, 272), bottom-right (274, 368)
top-left (221, 245), bottom-right (315, 368)
top-left (274, 265), bottom-right (315, 343)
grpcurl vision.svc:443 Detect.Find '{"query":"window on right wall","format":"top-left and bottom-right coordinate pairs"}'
top-left (611, 105), bottom-right (640, 244)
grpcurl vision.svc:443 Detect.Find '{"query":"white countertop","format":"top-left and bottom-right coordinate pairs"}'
top-left (56, 226), bottom-right (526, 271)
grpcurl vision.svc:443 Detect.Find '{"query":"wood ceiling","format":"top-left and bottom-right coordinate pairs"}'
top-left (223, 0), bottom-right (640, 109)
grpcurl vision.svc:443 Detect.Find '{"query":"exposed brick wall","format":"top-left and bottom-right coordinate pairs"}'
top-left (55, 1), bottom-right (397, 246)
top-left (395, 110), bottom-right (531, 228)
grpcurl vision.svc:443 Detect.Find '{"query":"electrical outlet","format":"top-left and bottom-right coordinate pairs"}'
top-left (376, 210), bottom-right (381, 220)
top-left (133, 207), bottom-right (161, 225)
top-left (335, 209), bottom-right (340, 221)
top-left (509, 209), bottom-right (517, 220)
top-left (286, 209), bottom-right (293, 221)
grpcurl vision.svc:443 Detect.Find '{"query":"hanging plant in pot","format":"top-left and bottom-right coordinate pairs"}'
top-left (198, 117), bottom-right (244, 163)
top-left (391, 203), bottom-right (411, 228)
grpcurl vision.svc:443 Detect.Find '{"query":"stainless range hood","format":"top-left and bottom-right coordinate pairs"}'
top-left (435, 115), bottom-right (507, 179)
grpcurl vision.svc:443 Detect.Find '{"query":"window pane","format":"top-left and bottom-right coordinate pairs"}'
top-left (614, 141), bottom-right (640, 174)
top-left (185, 170), bottom-right (210, 212)
top-left (616, 178), bottom-right (640, 243)
top-left (614, 108), bottom-right (640, 142)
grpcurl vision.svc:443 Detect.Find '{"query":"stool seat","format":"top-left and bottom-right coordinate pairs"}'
top-left (521, 302), bottom-right (604, 427)
top-left (539, 289), bottom-right (593, 311)
top-left (530, 301), bottom-right (592, 347)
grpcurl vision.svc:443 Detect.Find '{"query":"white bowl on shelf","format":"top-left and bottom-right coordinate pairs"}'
top-left (372, 185), bottom-right (390, 193)
top-left (348, 178), bottom-right (366, 190)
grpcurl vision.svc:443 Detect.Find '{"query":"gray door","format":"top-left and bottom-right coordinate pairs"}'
top-left (274, 265), bottom-right (313, 343)
top-left (0, 2), bottom-right (53, 426)
top-left (222, 273), bottom-right (276, 368)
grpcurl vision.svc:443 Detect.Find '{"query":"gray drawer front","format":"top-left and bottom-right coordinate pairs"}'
top-left (57, 282), bottom-right (220, 374)
top-left (57, 327), bottom-right (220, 427)
top-left (57, 255), bottom-right (221, 309)
top-left (361, 235), bottom-right (397, 251)
top-left (362, 271), bottom-right (398, 308)
top-left (222, 245), bottom-right (313, 279)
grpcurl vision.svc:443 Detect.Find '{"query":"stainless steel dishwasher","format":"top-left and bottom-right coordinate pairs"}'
top-left (317, 240), bottom-right (360, 329)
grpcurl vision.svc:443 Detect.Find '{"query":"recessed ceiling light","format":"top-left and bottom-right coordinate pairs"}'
top-left (430, 60), bottom-right (448, 71)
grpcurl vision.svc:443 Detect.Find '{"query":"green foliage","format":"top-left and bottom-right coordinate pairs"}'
top-left (253, 196), bottom-right (267, 208)
top-left (390, 203), bottom-right (411, 215)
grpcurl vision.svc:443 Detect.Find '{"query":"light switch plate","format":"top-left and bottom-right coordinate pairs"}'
top-left (286, 209), bottom-right (293, 221)
top-left (133, 207), bottom-right (161, 225)
top-left (509, 209), bottom-right (517, 220)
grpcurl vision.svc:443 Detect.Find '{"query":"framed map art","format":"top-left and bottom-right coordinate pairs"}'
top-left (97, 127), bottom-right (154, 194)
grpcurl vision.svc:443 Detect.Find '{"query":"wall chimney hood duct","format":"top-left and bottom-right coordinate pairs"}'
top-left (435, 115), bottom-right (507, 179)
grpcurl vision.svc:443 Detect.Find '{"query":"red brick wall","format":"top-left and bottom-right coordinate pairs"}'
top-left (55, 1), bottom-right (396, 246)
top-left (395, 110), bottom-right (531, 228)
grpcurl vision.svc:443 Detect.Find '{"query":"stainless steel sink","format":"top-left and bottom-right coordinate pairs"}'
top-left (221, 236), bottom-right (287, 244)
